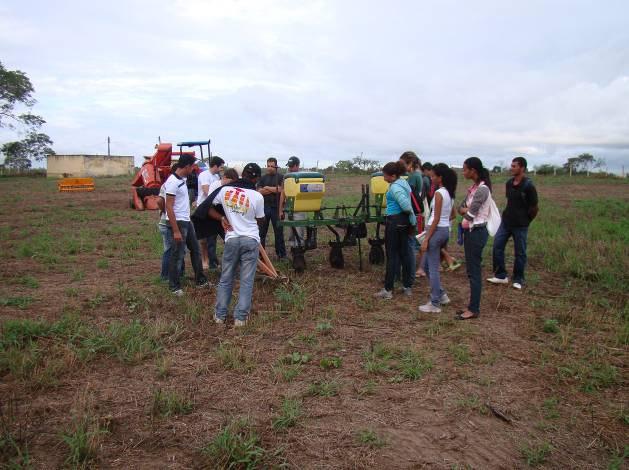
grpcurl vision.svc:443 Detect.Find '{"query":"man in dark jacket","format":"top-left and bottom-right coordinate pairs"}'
top-left (487, 157), bottom-right (539, 290)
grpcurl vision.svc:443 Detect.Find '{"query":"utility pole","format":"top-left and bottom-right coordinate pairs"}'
top-left (107, 136), bottom-right (110, 157)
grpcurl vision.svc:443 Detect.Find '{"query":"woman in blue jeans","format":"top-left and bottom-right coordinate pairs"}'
top-left (374, 161), bottom-right (416, 300)
top-left (418, 163), bottom-right (457, 313)
top-left (457, 157), bottom-right (492, 320)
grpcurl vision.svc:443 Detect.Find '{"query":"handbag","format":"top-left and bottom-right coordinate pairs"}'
top-left (486, 194), bottom-right (501, 236)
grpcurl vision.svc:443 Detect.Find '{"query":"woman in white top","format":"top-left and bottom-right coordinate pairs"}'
top-left (456, 157), bottom-right (493, 320)
top-left (419, 163), bottom-right (458, 313)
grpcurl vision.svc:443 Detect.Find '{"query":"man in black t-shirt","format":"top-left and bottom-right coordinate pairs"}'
top-left (257, 157), bottom-right (287, 259)
top-left (488, 157), bottom-right (539, 290)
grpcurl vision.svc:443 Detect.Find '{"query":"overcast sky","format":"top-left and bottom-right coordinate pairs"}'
top-left (1, 0), bottom-right (628, 171)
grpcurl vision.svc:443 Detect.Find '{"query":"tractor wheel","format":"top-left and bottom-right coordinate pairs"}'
top-left (292, 250), bottom-right (306, 273)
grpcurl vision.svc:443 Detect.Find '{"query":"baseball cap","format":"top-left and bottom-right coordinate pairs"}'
top-left (286, 156), bottom-right (300, 167)
top-left (242, 162), bottom-right (262, 178)
top-left (177, 154), bottom-right (197, 168)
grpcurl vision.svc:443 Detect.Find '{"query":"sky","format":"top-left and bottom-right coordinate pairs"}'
top-left (1, 0), bottom-right (628, 172)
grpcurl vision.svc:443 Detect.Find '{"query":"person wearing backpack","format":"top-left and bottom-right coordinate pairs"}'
top-left (487, 157), bottom-right (539, 290)
top-left (456, 157), bottom-right (493, 320)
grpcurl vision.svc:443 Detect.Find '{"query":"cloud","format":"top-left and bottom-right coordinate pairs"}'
top-left (1, 0), bottom-right (628, 172)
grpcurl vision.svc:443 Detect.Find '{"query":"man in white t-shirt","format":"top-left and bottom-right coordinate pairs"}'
top-left (196, 156), bottom-right (225, 270)
top-left (164, 154), bottom-right (209, 296)
top-left (209, 163), bottom-right (265, 326)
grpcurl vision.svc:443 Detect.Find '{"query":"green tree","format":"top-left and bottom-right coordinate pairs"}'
top-left (0, 61), bottom-right (54, 167)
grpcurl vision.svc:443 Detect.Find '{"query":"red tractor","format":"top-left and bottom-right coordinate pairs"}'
top-left (130, 139), bottom-right (211, 210)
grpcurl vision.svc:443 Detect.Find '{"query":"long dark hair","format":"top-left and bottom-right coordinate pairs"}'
top-left (463, 157), bottom-right (492, 191)
top-left (432, 163), bottom-right (457, 199)
top-left (382, 161), bottom-right (406, 178)
top-left (399, 151), bottom-right (420, 171)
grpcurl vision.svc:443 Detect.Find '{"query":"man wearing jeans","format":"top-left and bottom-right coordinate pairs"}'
top-left (488, 157), bottom-right (539, 290)
top-left (164, 154), bottom-right (209, 296)
top-left (257, 157), bottom-right (286, 259)
top-left (209, 163), bottom-right (265, 327)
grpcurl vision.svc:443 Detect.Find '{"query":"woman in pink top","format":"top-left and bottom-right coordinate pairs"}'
top-left (456, 157), bottom-right (493, 320)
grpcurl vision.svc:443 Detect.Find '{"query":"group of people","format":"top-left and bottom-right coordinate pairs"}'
top-left (157, 154), bottom-right (305, 327)
top-left (156, 151), bottom-right (538, 326)
top-left (376, 153), bottom-right (538, 321)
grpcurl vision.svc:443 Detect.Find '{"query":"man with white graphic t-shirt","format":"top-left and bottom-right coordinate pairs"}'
top-left (209, 163), bottom-right (265, 327)
top-left (197, 156), bottom-right (225, 270)
top-left (164, 154), bottom-right (209, 296)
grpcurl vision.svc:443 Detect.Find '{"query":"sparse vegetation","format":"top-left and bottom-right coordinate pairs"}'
top-left (271, 397), bottom-right (302, 430)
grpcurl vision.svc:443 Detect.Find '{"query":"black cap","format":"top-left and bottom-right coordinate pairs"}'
top-left (177, 154), bottom-right (197, 168)
top-left (286, 156), bottom-right (300, 167)
top-left (242, 162), bottom-right (262, 178)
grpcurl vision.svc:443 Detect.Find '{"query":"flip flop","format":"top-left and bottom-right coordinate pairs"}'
top-left (447, 261), bottom-right (462, 272)
top-left (455, 311), bottom-right (480, 320)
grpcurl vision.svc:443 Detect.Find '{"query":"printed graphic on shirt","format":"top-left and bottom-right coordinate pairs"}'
top-left (223, 187), bottom-right (251, 215)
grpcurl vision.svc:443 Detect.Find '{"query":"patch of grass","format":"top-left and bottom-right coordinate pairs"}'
top-left (296, 333), bottom-right (317, 345)
top-left (274, 283), bottom-right (306, 313)
top-left (319, 356), bottom-right (342, 370)
top-left (217, 342), bottom-right (256, 372)
top-left (358, 380), bottom-right (377, 396)
top-left (362, 343), bottom-right (432, 381)
top-left (0, 400), bottom-right (31, 468)
top-left (61, 415), bottom-right (108, 468)
top-left (65, 287), bottom-right (79, 298)
top-left (0, 296), bottom-right (34, 309)
top-left (151, 388), bottom-right (194, 417)
top-left (542, 319), bottom-right (560, 334)
top-left (105, 320), bottom-right (164, 364)
top-left (608, 445), bottom-right (629, 470)
top-left (96, 258), bottom-right (109, 269)
top-left (156, 355), bottom-right (171, 379)
top-left (455, 394), bottom-right (488, 415)
top-left (307, 379), bottom-right (340, 397)
top-left (280, 351), bottom-right (312, 365)
top-left (541, 397), bottom-right (559, 420)
top-left (425, 316), bottom-right (455, 337)
top-left (315, 319), bottom-right (333, 335)
top-left (396, 349), bottom-right (433, 381)
top-left (272, 363), bottom-right (302, 383)
top-left (520, 441), bottom-right (552, 467)
top-left (15, 275), bottom-right (39, 288)
top-left (356, 429), bottom-right (386, 448)
top-left (71, 269), bottom-right (85, 282)
top-left (448, 343), bottom-right (471, 365)
top-left (272, 398), bottom-right (302, 430)
top-left (201, 419), bottom-right (265, 469)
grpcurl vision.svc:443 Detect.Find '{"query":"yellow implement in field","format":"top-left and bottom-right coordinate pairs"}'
top-left (57, 178), bottom-right (95, 192)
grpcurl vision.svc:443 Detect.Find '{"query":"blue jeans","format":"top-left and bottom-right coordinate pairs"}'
top-left (159, 224), bottom-right (184, 280)
top-left (423, 226), bottom-right (449, 306)
top-left (463, 226), bottom-right (488, 314)
top-left (206, 234), bottom-right (220, 268)
top-left (384, 215), bottom-right (412, 291)
top-left (215, 236), bottom-right (260, 321)
top-left (259, 205), bottom-right (286, 258)
top-left (407, 235), bottom-right (419, 285)
top-left (492, 222), bottom-right (528, 284)
top-left (168, 221), bottom-right (207, 291)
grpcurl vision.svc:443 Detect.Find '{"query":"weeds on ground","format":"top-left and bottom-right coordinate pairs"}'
top-left (608, 445), bottom-right (629, 470)
top-left (272, 398), bottom-right (302, 430)
top-left (15, 275), bottom-right (39, 288)
top-left (520, 441), bottom-right (552, 467)
top-left (307, 379), bottom-right (340, 397)
top-left (448, 343), bottom-right (471, 365)
top-left (151, 388), bottom-right (194, 418)
top-left (217, 342), bottom-right (256, 372)
top-left (274, 283), bottom-right (306, 314)
top-left (319, 356), bottom-right (342, 370)
top-left (356, 429), bottom-right (387, 448)
top-left (0, 398), bottom-right (31, 468)
top-left (61, 408), bottom-right (109, 469)
top-left (455, 394), bottom-right (488, 415)
top-left (362, 343), bottom-right (432, 381)
top-left (542, 319), bottom-right (560, 334)
top-left (541, 397), bottom-right (560, 420)
top-left (315, 319), bottom-right (333, 335)
top-left (280, 351), bottom-right (311, 365)
top-left (272, 363), bottom-right (302, 383)
top-left (201, 419), bottom-right (265, 469)
top-left (557, 360), bottom-right (618, 392)
top-left (0, 296), bottom-right (34, 309)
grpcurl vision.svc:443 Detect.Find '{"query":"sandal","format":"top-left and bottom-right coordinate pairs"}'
top-left (455, 310), bottom-right (480, 320)
top-left (416, 269), bottom-right (426, 277)
top-left (447, 260), bottom-right (462, 272)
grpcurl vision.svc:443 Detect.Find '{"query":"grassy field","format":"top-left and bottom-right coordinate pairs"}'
top-left (0, 174), bottom-right (627, 469)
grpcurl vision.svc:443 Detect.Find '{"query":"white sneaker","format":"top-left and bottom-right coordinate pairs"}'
top-left (403, 287), bottom-right (413, 297)
top-left (439, 293), bottom-right (451, 305)
top-left (487, 277), bottom-right (509, 285)
top-left (213, 315), bottom-right (224, 324)
top-left (234, 319), bottom-right (247, 327)
top-left (171, 289), bottom-right (184, 297)
top-left (374, 288), bottom-right (393, 300)
top-left (512, 282), bottom-right (522, 290)
top-left (419, 302), bottom-right (441, 313)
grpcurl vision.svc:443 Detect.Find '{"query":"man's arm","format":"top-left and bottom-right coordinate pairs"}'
top-left (527, 182), bottom-right (539, 221)
top-left (165, 195), bottom-right (182, 242)
top-left (278, 188), bottom-right (286, 220)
